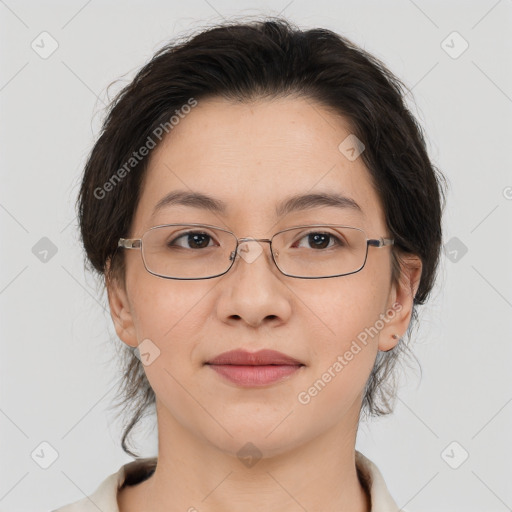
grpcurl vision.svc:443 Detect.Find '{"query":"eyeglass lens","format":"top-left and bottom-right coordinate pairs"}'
top-left (139, 224), bottom-right (368, 279)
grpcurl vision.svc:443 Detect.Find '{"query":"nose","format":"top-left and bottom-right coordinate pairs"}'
top-left (231, 238), bottom-right (273, 267)
top-left (216, 238), bottom-right (292, 329)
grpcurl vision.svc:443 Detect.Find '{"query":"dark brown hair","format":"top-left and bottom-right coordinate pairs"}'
top-left (77, 17), bottom-right (445, 457)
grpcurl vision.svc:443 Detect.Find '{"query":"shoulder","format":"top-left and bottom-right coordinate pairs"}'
top-left (51, 471), bottom-right (121, 512)
top-left (51, 458), bottom-right (157, 512)
top-left (355, 450), bottom-right (408, 512)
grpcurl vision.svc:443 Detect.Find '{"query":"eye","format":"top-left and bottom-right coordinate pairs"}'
top-left (168, 230), bottom-right (217, 249)
top-left (293, 231), bottom-right (344, 250)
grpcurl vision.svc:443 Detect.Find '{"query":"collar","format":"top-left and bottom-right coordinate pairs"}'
top-left (53, 450), bottom-right (402, 511)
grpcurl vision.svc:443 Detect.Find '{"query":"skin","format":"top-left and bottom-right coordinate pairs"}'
top-left (108, 96), bottom-right (422, 512)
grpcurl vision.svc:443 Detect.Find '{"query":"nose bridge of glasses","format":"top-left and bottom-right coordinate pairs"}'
top-left (237, 237), bottom-right (272, 244)
top-left (229, 237), bottom-right (274, 265)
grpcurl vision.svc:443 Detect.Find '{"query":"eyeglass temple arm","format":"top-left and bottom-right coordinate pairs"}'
top-left (118, 238), bottom-right (142, 249)
top-left (368, 237), bottom-right (394, 248)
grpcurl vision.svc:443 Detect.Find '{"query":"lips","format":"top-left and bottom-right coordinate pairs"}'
top-left (205, 349), bottom-right (305, 387)
top-left (206, 349), bottom-right (304, 366)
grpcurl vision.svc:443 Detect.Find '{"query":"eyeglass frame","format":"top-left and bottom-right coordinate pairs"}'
top-left (117, 222), bottom-right (395, 280)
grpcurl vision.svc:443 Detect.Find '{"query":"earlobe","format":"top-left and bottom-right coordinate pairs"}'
top-left (379, 332), bottom-right (401, 353)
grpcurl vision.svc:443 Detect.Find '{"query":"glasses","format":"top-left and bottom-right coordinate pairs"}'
top-left (117, 223), bottom-right (394, 280)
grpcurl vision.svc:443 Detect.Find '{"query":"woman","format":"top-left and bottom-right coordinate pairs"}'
top-left (54, 17), bottom-right (444, 512)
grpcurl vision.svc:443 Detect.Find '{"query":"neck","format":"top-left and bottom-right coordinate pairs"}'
top-left (121, 402), bottom-right (370, 512)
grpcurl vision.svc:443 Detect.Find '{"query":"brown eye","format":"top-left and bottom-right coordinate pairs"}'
top-left (168, 231), bottom-right (215, 249)
top-left (292, 231), bottom-right (344, 250)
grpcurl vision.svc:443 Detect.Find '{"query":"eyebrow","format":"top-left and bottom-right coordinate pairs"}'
top-left (152, 190), bottom-right (363, 218)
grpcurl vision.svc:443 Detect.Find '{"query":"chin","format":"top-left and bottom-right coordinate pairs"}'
top-left (201, 418), bottom-right (312, 461)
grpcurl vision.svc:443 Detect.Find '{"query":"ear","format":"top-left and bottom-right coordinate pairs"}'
top-left (105, 259), bottom-right (138, 348)
top-left (378, 253), bottom-right (423, 352)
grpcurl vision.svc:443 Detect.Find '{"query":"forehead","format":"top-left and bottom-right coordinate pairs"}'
top-left (134, 96), bottom-right (385, 232)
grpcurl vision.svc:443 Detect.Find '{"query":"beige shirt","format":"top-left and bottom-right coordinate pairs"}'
top-left (52, 450), bottom-right (404, 512)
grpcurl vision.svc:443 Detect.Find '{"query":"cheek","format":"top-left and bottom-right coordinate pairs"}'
top-left (298, 271), bottom-right (390, 388)
top-left (304, 270), bottom-right (390, 344)
top-left (126, 276), bottom-right (209, 410)
top-left (127, 270), bottom-right (209, 343)
top-left (290, 285), bottom-right (385, 426)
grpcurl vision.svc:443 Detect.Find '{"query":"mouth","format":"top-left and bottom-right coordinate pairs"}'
top-left (205, 349), bottom-right (305, 387)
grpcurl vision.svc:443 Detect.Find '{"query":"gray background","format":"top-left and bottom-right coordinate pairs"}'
top-left (1, 1), bottom-right (511, 511)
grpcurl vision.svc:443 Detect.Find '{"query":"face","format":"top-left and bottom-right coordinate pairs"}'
top-left (108, 96), bottom-right (420, 458)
